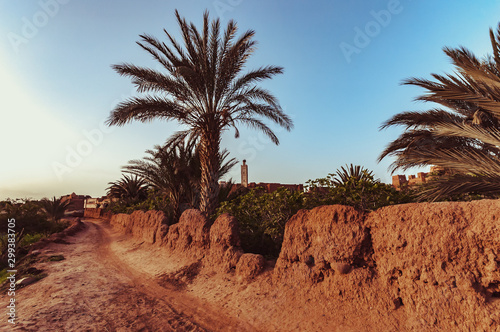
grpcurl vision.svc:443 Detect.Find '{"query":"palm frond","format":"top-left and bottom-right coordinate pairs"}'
top-left (419, 173), bottom-right (500, 201)
top-left (107, 96), bottom-right (188, 126)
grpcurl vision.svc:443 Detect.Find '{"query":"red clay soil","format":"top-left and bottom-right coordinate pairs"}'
top-left (1, 219), bottom-right (252, 331)
top-left (3, 200), bottom-right (500, 331)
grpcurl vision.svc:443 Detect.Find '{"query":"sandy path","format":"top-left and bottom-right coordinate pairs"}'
top-left (2, 219), bottom-right (247, 332)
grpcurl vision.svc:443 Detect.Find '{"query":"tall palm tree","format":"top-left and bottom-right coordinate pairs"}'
top-left (106, 10), bottom-right (293, 217)
top-left (40, 197), bottom-right (72, 222)
top-left (380, 24), bottom-right (500, 199)
top-left (123, 139), bottom-right (237, 221)
top-left (106, 174), bottom-right (149, 203)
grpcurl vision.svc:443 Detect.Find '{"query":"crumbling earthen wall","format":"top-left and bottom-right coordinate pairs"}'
top-left (83, 208), bottom-right (102, 219)
top-left (367, 201), bottom-right (500, 330)
top-left (104, 201), bottom-right (500, 330)
top-left (109, 210), bottom-right (244, 272)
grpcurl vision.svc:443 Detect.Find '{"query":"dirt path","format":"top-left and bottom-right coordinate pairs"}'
top-left (2, 219), bottom-right (249, 332)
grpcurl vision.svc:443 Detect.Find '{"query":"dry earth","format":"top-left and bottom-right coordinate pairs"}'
top-left (1, 219), bottom-right (253, 331)
top-left (3, 200), bottom-right (500, 331)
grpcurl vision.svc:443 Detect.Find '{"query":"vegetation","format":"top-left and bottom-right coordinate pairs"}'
top-left (380, 23), bottom-right (500, 200)
top-left (217, 164), bottom-right (412, 257)
top-left (217, 187), bottom-right (303, 257)
top-left (47, 255), bottom-right (65, 262)
top-left (0, 199), bottom-right (69, 270)
top-left (106, 174), bottom-right (149, 203)
top-left (39, 196), bottom-right (72, 222)
top-left (0, 199), bottom-right (68, 236)
top-left (305, 164), bottom-right (413, 210)
top-left (106, 10), bottom-right (293, 217)
top-left (121, 139), bottom-right (236, 221)
top-left (105, 188), bottom-right (175, 221)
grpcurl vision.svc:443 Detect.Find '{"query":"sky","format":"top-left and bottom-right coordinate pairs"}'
top-left (1, 0), bottom-right (500, 200)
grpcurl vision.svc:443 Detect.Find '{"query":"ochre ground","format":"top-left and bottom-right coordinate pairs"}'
top-left (2, 219), bottom-right (253, 331)
top-left (4, 200), bottom-right (500, 331)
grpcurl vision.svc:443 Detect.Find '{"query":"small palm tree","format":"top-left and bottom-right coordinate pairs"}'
top-left (106, 174), bottom-right (149, 203)
top-left (40, 197), bottom-right (72, 222)
top-left (380, 23), bottom-right (500, 199)
top-left (106, 10), bottom-right (293, 217)
top-left (123, 139), bottom-right (237, 221)
top-left (333, 164), bottom-right (377, 186)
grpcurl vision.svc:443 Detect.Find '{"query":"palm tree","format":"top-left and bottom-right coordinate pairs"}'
top-left (40, 197), bottom-right (72, 222)
top-left (380, 24), bottom-right (500, 200)
top-left (123, 139), bottom-right (237, 221)
top-left (333, 164), bottom-right (377, 186)
top-left (106, 10), bottom-right (293, 217)
top-left (106, 174), bottom-right (149, 203)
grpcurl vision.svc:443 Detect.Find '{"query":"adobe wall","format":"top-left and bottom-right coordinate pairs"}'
top-left (109, 210), bottom-right (244, 271)
top-left (273, 201), bottom-right (500, 330)
top-left (367, 201), bottom-right (500, 330)
top-left (104, 201), bottom-right (500, 331)
top-left (84, 208), bottom-right (113, 220)
top-left (84, 208), bottom-right (102, 219)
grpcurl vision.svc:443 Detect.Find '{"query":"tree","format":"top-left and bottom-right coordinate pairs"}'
top-left (379, 24), bottom-right (500, 200)
top-left (305, 164), bottom-right (411, 210)
top-left (123, 139), bottom-right (236, 221)
top-left (106, 174), bottom-right (149, 203)
top-left (106, 10), bottom-right (293, 217)
top-left (40, 197), bottom-right (72, 222)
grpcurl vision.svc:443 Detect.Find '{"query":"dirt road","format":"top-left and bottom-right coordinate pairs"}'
top-left (3, 219), bottom-right (250, 332)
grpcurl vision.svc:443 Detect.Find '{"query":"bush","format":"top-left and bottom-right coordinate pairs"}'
top-left (217, 165), bottom-right (414, 258)
top-left (19, 233), bottom-right (46, 247)
top-left (0, 199), bottom-right (69, 270)
top-left (305, 166), bottom-right (413, 211)
top-left (105, 189), bottom-right (175, 223)
top-left (217, 187), bottom-right (303, 257)
top-left (0, 199), bottom-right (68, 236)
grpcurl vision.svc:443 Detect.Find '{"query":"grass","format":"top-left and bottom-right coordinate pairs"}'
top-left (31, 272), bottom-right (48, 281)
top-left (0, 268), bottom-right (8, 285)
top-left (19, 233), bottom-right (46, 247)
top-left (47, 255), bottom-right (65, 262)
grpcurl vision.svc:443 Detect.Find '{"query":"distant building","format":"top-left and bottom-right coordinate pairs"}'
top-left (61, 193), bottom-right (90, 211)
top-left (247, 182), bottom-right (303, 193)
top-left (392, 166), bottom-right (452, 190)
top-left (241, 160), bottom-right (248, 188)
top-left (84, 196), bottom-right (114, 209)
top-left (222, 161), bottom-right (304, 194)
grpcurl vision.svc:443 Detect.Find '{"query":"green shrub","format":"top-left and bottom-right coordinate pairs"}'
top-left (217, 187), bottom-right (304, 257)
top-left (0, 199), bottom-right (70, 236)
top-left (217, 165), bottom-right (414, 258)
top-left (0, 199), bottom-right (70, 270)
top-left (47, 255), bottom-right (65, 262)
top-left (105, 189), bottom-right (175, 223)
top-left (19, 233), bottom-right (46, 247)
top-left (305, 165), bottom-right (414, 211)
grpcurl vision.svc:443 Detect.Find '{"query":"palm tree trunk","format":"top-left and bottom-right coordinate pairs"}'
top-left (199, 132), bottom-right (221, 218)
top-left (170, 190), bottom-right (181, 222)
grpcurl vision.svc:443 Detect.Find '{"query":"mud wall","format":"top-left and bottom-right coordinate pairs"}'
top-left (84, 208), bottom-right (112, 220)
top-left (107, 201), bottom-right (500, 330)
top-left (84, 208), bottom-right (101, 219)
top-left (109, 210), bottom-right (244, 272)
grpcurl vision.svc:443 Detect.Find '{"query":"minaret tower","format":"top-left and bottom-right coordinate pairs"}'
top-left (241, 160), bottom-right (248, 187)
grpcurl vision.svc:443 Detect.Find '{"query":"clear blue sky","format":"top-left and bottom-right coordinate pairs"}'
top-left (1, 0), bottom-right (499, 200)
